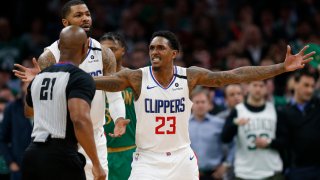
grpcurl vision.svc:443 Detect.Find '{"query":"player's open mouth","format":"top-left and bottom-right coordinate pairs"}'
top-left (152, 57), bottom-right (160, 63)
top-left (81, 25), bottom-right (91, 31)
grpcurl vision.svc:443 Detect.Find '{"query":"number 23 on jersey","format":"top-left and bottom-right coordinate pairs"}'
top-left (155, 116), bottom-right (176, 134)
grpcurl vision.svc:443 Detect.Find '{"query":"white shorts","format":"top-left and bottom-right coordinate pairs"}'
top-left (129, 146), bottom-right (199, 180)
top-left (78, 126), bottom-right (108, 180)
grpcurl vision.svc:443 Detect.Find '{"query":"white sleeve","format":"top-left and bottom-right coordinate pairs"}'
top-left (45, 40), bottom-right (60, 63)
top-left (106, 91), bottom-right (126, 123)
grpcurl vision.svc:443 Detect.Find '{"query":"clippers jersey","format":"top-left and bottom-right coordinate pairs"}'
top-left (134, 66), bottom-right (193, 152)
top-left (235, 102), bottom-right (282, 179)
top-left (46, 38), bottom-right (105, 129)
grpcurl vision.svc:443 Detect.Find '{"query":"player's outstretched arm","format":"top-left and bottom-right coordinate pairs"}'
top-left (94, 68), bottom-right (142, 93)
top-left (187, 45), bottom-right (315, 88)
top-left (101, 46), bottom-right (129, 133)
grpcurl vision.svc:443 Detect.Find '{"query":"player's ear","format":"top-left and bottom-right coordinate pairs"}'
top-left (172, 50), bottom-right (178, 60)
top-left (62, 19), bottom-right (69, 27)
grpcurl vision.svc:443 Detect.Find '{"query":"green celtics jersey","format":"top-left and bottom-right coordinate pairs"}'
top-left (104, 88), bottom-right (136, 147)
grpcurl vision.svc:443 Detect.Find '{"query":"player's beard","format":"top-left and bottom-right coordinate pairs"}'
top-left (152, 66), bottom-right (160, 71)
top-left (85, 27), bottom-right (92, 37)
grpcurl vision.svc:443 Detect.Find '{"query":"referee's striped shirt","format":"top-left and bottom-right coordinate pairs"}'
top-left (26, 63), bottom-right (95, 144)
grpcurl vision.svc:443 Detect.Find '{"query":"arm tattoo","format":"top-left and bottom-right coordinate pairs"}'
top-left (38, 50), bottom-right (56, 70)
top-left (188, 63), bottom-right (285, 88)
top-left (128, 70), bottom-right (142, 100)
top-left (101, 47), bottom-right (116, 75)
top-left (95, 77), bottom-right (123, 91)
top-left (95, 69), bottom-right (142, 100)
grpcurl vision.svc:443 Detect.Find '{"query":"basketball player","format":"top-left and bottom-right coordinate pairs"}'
top-left (22, 25), bottom-right (105, 180)
top-left (221, 80), bottom-right (283, 179)
top-left (13, 1), bottom-right (127, 180)
top-left (93, 31), bottom-right (314, 180)
top-left (100, 32), bottom-right (136, 180)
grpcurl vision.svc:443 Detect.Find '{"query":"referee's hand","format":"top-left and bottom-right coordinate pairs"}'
top-left (92, 163), bottom-right (106, 180)
top-left (109, 118), bottom-right (130, 138)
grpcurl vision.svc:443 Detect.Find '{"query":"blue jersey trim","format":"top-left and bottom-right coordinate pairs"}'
top-left (149, 66), bottom-right (177, 90)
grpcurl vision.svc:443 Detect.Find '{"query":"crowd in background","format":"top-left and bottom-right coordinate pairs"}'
top-left (1, 0), bottom-right (320, 179)
top-left (1, 0), bottom-right (320, 103)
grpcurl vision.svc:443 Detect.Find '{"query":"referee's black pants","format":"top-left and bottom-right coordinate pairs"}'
top-left (21, 139), bottom-right (86, 180)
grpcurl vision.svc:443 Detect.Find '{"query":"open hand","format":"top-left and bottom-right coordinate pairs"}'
top-left (284, 45), bottom-right (316, 72)
top-left (13, 57), bottom-right (41, 82)
top-left (255, 137), bottom-right (270, 148)
top-left (109, 118), bottom-right (130, 138)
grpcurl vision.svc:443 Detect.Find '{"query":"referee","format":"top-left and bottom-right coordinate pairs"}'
top-left (21, 26), bottom-right (106, 180)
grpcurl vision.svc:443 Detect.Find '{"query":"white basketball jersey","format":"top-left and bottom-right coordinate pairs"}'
top-left (46, 38), bottom-right (105, 129)
top-left (235, 102), bottom-right (283, 179)
top-left (134, 66), bottom-right (193, 152)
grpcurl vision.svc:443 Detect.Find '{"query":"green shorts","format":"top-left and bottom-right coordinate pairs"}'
top-left (108, 147), bottom-right (136, 180)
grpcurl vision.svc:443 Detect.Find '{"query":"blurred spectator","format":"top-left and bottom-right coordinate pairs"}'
top-left (0, 68), bottom-right (12, 89)
top-left (0, 81), bottom-right (32, 180)
top-left (0, 98), bottom-right (7, 123)
top-left (258, 8), bottom-right (276, 44)
top-left (284, 74), bottom-right (296, 101)
top-left (205, 87), bottom-right (225, 116)
top-left (216, 84), bottom-right (244, 180)
top-left (265, 78), bottom-right (287, 109)
top-left (274, 4), bottom-right (297, 40)
top-left (217, 84), bottom-right (244, 120)
top-left (193, 49), bottom-right (213, 69)
top-left (20, 18), bottom-right (50, 58)
top-left (290, 20), bottom-right (313, 54)
top-left (242, 25), bottom-right (269, 65)
top-left (126, 47), bottom-right (149, 69)
top-left (0, 86), bottom-right (14, 103)
top-left (260, 58), bottom-right (275, 66)
top-left (189, 87), bottom-right (234, 180)
top-left (229, 56), bottom-right (251, 70)
top-left (277, 70), bottom-right (320, 179)
top-left (0, 97), bottom-right (9, 180)
top-left (229, 4), bottom-right (254, 41)
top-left (260, 57), bottom-right (288, 108)
top-left (222, 80), bottom-right (283, 180)
top-left (174, 0), bottom-right (192, 33)
top-left (0, 17), bottom-right (27, 71)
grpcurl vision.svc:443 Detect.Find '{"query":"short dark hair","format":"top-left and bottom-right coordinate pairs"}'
top-left (294, 69), bottom-right (317, 82)
top-left (61, 0), bottom-right (86, 19)
top-left (151, 31), bottom-right (181, 51)
top-left (100, 32), bottom-right (127, 51)
top-left (190, 86), bottom-right (210, 100)
top-left (224, 84), bottom-right (242, 98)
